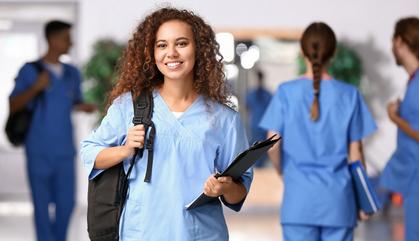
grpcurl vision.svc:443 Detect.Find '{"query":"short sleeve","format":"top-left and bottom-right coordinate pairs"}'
top-left (259, 85), bottom-right (286, 133)
top-left (217, 112), bottom-right (253, 212)
top-left (9, 63), bottom-right (39, 109)
top-left (348, 91), bottom-right (377, 142)
top-left (80, 97), bottom-right (127, 180)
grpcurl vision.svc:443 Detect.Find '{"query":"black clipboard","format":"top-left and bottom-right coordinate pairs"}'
top-left (185, 135), bottom-right (280, 210)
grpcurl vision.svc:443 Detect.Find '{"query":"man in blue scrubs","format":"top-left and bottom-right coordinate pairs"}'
top-left (381, 17), bottom-right (419, 241)
top-left (9, 20), bottom-right (95, 241)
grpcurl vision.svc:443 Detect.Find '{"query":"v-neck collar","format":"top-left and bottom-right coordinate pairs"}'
top-left (154, 90), bottom-right (202, 120)
top-left (153, 90), bottom-right (204, 140)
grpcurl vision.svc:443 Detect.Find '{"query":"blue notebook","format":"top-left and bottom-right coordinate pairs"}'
top-left (349, 160), bottom-right (381, 214)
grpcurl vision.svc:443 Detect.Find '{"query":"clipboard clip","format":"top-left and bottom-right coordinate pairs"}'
top-left (251, 134), bottom-right (280, 147)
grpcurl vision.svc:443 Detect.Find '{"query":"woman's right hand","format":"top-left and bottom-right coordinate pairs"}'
top-left (122, 124), bottom-right (145, 158)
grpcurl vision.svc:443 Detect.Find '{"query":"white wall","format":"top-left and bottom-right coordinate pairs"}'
top-left (2, 0), bottom-right (418, 204)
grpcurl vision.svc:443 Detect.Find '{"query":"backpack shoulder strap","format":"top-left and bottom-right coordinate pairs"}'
top-left (26, 60), bottom-right (46, 105)
top-left (126, 90), bottom-right (155, 182)
top-left (28, 60), bottom-right (44, 73)
top-left (133, 90), bottom-right (153, 127)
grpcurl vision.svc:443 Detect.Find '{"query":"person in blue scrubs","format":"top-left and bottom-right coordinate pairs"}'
top-left (259, 22), bottom-right (376, 241)
top-left (246, 70), bottom-right (272, 167)
top-left (8, 20), bottom-right (95, 241)
top-left (380, 17), bottom-right (419, 241)
top-left (80, 8), bottom-right (253, 241)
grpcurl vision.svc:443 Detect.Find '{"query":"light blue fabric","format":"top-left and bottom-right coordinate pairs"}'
top-left (259, 78), bottom-right (376, 227)
top-left (81, 91), bottom-right (253, 241)
top-left (381, 70), bottom-right (419, 196)
top-left (282, 224), bottom-right (354, 241)
top-left (9, 60), bottom-right (83, 157)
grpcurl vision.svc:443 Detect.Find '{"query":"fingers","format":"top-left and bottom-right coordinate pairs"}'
top-left (132, 124), bottom-right (145, 131)
top-left (217, 176), bottom-right (233, 184)
top-left (358, 211), bottom-right (371, 221)
top-left (203, 182), bottom-right (215, 197)
top-left (203, 175), bottom-right (235, 197)
top-left (34, 72), bottom-right (50, 91)
top-left (126, 125), bottom-right (146, 148)
top-left (129, 125), bottom-right (145, 137)
top-left (203, 176), bottom-right (223, 197)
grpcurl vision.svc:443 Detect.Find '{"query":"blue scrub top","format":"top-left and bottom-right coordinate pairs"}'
top-left (81, 91), bottom-right (253, 241)
top-left (381, 70), bottom-right (419, 196)
top-left (259, 78), bottom-right (376, 227)
top-left (9, 61), bottom-right (83, 157)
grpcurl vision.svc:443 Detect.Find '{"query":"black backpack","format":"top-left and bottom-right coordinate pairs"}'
top-left (5, 61), bottom-right (44, 146)
top-left (87, 90), bottom-right (155, 241)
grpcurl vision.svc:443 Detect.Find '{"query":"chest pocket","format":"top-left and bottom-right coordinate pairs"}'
top-left (50, 71), bottom-right (77, 108)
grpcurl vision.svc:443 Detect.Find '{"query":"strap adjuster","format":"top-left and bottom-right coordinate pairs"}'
top-left (145, 142), bottom-right (153, 150)
top-left (132, 117), bottom-right (143, 124)
top-left (136, 102), bottom-right (147, 109)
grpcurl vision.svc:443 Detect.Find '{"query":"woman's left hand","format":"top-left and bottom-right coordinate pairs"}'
top-left (203, 175), bottom-right (234, 197)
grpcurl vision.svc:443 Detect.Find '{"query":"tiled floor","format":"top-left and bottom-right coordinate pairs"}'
top-left (226, 206), bottom-right (404, 241)
top-left (0, 169), bottom-right (405, 241)
top-left (0, 204), bottom-right (404, 241)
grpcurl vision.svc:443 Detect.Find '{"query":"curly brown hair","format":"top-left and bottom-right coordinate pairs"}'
top-left (107, 7), bottom-right (229, 109)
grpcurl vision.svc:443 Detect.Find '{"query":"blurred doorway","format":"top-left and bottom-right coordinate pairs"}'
top-left (215, 28), bottom-right (301, 165)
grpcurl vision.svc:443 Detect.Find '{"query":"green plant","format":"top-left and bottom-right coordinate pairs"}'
top-left (83, 39), bottom-right (124, 118)
top-left (297, 43), bottom-right (363, 87)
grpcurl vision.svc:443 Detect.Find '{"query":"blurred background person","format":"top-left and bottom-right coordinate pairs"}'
top-left (380, 16), bottom-right (419, 241)
top-left (246, 69), bottom-right (272, 167)
top-left (259, 22), bottom-right (376, 241)
top-left (8, 20), bottom-right (95, 241)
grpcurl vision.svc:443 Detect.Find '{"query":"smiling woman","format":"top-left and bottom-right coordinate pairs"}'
top-left (80, 7), bottom-right (253, 241)
top-left (154, 20), bottom-right (196, 81)
top-left (107, 8), bottom-right (229, 108)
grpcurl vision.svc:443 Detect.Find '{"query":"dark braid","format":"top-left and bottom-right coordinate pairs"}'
top-left (311, 42), bottom-right (322, 120)
top-left (301, 22), bottom-right (336, 121)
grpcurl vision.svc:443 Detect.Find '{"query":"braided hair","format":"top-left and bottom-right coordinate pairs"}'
top-left (301, 22), bottom-right (337, 121)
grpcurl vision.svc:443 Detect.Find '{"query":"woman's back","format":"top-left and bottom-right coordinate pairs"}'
top-left (277, 77), bottom-right (370, 169)
top-left (260, 77), bottom-right (376, 226)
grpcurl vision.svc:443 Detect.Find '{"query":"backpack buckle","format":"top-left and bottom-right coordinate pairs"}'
top-left (132, 117), bottom-right (143, 124)
top-left (136, 102), bottom-right (147, 109)
top-left (145, 141), bottom-right (153, 151)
